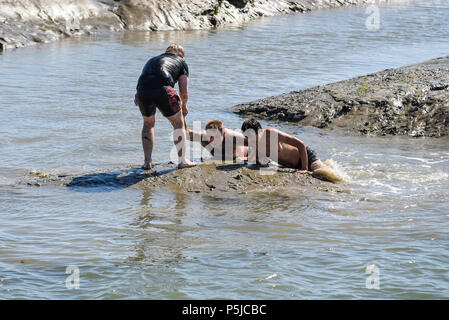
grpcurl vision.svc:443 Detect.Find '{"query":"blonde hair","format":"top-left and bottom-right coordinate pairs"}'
top-left (205, 120), bottom-right (224, 133)
top-left (166, 43), bottom-right (185, 58)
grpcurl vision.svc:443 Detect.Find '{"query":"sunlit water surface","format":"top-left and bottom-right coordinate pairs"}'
top-left (0, 0), bottom-right (448, 298)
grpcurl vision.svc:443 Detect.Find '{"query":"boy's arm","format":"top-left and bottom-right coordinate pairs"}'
top-left (225, 129), bottom-right (248, 161)
top-left (256, 129), bottom-right (272, 166)
top-left (185, 124), bottom-right (207, 146)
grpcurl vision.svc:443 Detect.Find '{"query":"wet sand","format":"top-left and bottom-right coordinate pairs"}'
top-left (24, 161), bottom-right (342, 197)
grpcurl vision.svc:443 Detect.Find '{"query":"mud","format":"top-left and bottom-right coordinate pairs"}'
top-left (21, 161), bottom-right (341, 196)
top-left (232, 56), bottom-right (449, 137)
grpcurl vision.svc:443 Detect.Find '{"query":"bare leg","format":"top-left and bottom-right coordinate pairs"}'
top-left (310, 159), bottom-right (325, 171)
top-left (310, 159), bottom-right (342, 183)
top-left (141, 115), bottom-right (155, 170)
top-left (166, 110), bottom-right (196, 169)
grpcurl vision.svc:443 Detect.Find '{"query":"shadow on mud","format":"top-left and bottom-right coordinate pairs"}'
top-left (215, 163), bottom-right (263, 172)
top-left (66, 165), bottom-right (177, 192)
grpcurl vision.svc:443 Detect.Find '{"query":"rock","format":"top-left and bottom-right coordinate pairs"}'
top-left (232, 56), bottom-right (449, 137)
top-left (234, 173), bottom-right (244, 180)
top-left (0, 0), bottom-right (122, 51)
top-left (0, 0), bottom-right (387, 51)
top-left (228, 0), bottom-right (249, 9)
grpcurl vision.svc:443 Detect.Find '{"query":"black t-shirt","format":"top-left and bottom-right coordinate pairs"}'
top-left (137, 53), bottom-right (189, 90)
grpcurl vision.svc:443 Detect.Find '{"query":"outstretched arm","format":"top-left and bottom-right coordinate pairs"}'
top-left (185, 124), bottom-right (208, 147)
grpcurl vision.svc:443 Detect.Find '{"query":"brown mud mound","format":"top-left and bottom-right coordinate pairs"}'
top-left (22, 162), bottom-right (340, 196)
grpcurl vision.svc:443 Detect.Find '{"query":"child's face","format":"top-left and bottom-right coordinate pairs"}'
top-left (205, 128), bottom-right (223, 147)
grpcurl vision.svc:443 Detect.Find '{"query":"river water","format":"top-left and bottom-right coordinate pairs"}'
top-left (0, 0), bottom-right (448, 299)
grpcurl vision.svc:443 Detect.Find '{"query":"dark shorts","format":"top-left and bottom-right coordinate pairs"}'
top-left (136, 86), bottom-right (181, 117)
top-left (297, 146), bottom-right (318, 170)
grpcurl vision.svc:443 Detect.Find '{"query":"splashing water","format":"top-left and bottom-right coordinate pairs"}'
top-left (314, 159), bottom-right (350, 183)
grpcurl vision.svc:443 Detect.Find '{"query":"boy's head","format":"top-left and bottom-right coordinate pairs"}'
top-left (205, 120), bottom-right (225, 145)
top-left (206, 120), bottom-right (224, 132)
top-left (166, 43), bottom-right (185, 58)
top-left (241, 119), bottom-right (262, 137)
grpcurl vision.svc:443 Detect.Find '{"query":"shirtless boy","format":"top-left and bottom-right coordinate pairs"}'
top-left (241, 119), bottom-right (340, 182)
top-left (187, 120), bottom-right (247, 162)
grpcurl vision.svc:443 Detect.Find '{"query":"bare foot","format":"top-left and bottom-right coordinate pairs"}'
top-left (142, 161), bottom-right (152, 170)
top-left (178, 160), bottom-right (196, 169)
top-left (258, 161), bottom-right (270, 168)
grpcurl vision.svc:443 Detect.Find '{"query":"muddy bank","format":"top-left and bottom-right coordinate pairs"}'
top-left (21, 162), bottom-right (340, 196)
top-left (0, 0), bottom-right (384, 51)
top-left (232, 56), bottom-right (449, 137)
top-left (0, 0), bottom-right (122, 51)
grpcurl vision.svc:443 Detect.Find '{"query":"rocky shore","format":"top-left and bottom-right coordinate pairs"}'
top-left (23, 162), bottom-right (341, 196)
top-left (233, 56), bottom-right (449, 137)
top-left (0, 0), bottom-right (385, 51)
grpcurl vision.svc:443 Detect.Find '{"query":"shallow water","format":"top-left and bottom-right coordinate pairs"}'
top-left (1, 0), bottom-right (449, 299)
